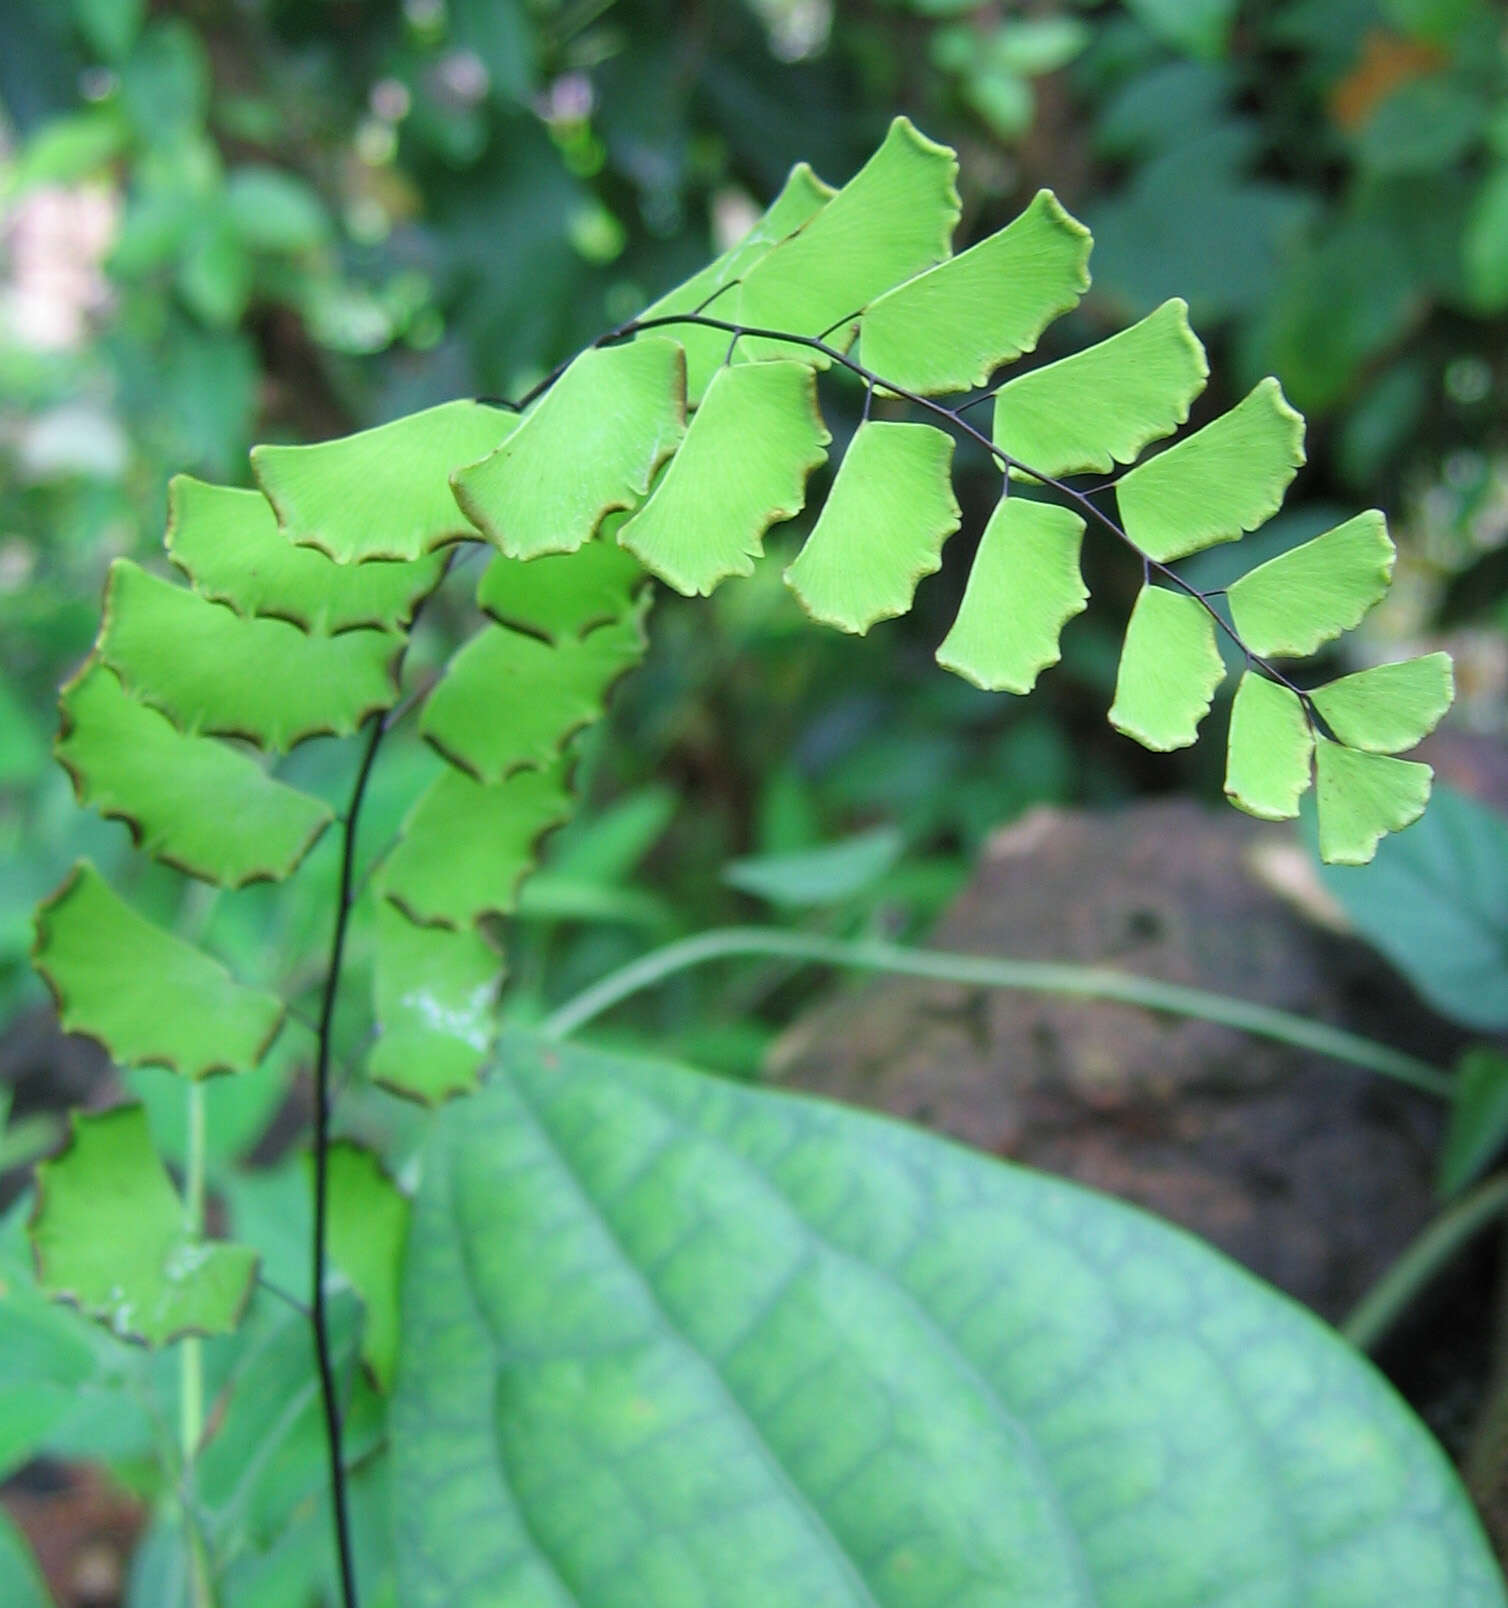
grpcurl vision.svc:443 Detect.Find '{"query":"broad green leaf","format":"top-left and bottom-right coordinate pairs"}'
top-left (640, 162), bottom-right (834, 401)
top-left (1109, 586), bottom-right (1226, 750)
top-left (422, 608), bottom-right (647, 785)
top-left (382, 761), bottom-right (574, 929)
top-left (1440, 1049), bottom-right (1508, 1199)
top-left (858, 190), bottom-right (1091, 394)
top-left (57, 659), bottom-right (331, 887)
top-left (1226, 511), bottom-right (1395, 659)
top-left (992, 299), bottom-right (1208, 479)
top-left (1115, 377), bottom-right (1307, 563)
top-left (252, 400), bottom-right (516, 563)
top-left (1224, 672), bottom-right (1314, 821)
top-left (33, 862), bottom-right (284, 1078)
top-left (326, 1142), bottom-right (410, 1393)
top-left (0, 1509), bottom-right (48, 1608)
top-left (369, 898), bottom-right (500, 1104)
top-left (620, 361), bottom-right (830, 597)
top-left (1311, 653), bottom-right (1454, 755)
top-left (31, 1105), bottom-right (258, 1345)
top-left (936, 497), bottom-right (1087, 692)
top-left (735, 117), bottom-right (960, 359)
top-left (452, 340), bottom-right (686, 560)
top-left (784, 421), bottom-right (960, 634)
top-left (166, 475), bottom-right (446, 633)
top-left (723, 826), bottom-right (904, 907)
top-left (1312, 782), bottom-right (1508, 1031)
top-left (99, 560), bottom-right (400, 752)
top-left (1315, 740), bottom-right (1433, 866)
top-left (477, 528), bottom-right (648, 643)
top-left (393, 1031), bottom-right (1506, 1607)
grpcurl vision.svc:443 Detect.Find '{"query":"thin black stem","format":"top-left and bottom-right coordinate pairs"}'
top-left (311, 712), bottom-right (384, 1608)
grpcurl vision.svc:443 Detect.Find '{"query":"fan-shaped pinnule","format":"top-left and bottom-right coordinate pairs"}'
top-left (936, 497), bottom-right (1088, 694)
top-left (166, 474), bottom-right (446, 633)
top-left (33, 862), bottom-right (286, 1080)
top-left (619, 359), bottom-right (831, 597)
top-left (56, 659), bottom-right (332, 888)
top-left (451, 338), bottom-right (687, 561)
top-left (31, 1106), bottom-right (259, 1347)
top-left (1225, 673), bottom-right (1314, 822)
top-left (784, 420), bottom-right (960, 634)
top-left (1109, 586), bottom-right (1227, 752)
top-left (252, 399), bottom-right (517, 564)
top-left (98, 559), bottom-right (402, 752)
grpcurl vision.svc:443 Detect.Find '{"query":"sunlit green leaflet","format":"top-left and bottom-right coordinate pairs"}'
top-left (24, 115), bottom-right (1482, 1607)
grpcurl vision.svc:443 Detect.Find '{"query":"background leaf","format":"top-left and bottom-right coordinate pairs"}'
top-left (1313, 782), bottom-right (1508, 1029)
top-left (393, 1032), bottom-right (1504, 1606)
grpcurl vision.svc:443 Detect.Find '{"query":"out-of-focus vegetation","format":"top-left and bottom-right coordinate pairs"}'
top-left (2, 3), bottom-right (1507, 1602)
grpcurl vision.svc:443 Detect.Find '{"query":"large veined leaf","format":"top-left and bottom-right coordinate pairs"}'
top-left (1315, 741), bottom-right (1434, 867)
top-left (476, 529), bottom-right (647, 644)
top-left (421, 608), bottom-right (647, 784)
top-left (31, 1105), bottom-right (258, 1345)
top-left (381, 761), bottom-right (575, 929)
top-left (1226, 511), bottom-right (1394, 659)
top-left (735, 117), bottom-right (960, 360)
top-left (619, 361), bottom-right (830, 597)
top-left (1224, 671), bottom-right (1314, 821)
top-left (992, 299), bottom-right (1208, 479)
top-left (166, 475), bottom-right (447, 633)
top-left (858, 189), bottom-right (1091, 394)
top-left (1109, 586), bottom-right (1226, 751)
top-left (452, 339), bottom-right (686, 561)
top-left (936, 496), bottom-right (1087, 693)
top-left (784, 421), bottom-right (960, 634)
top-left (392, 1032), bottom-right (1505, 1607)
top-left (1311, 653), bottom-right (1454, 755)
top-left (99, 560), bottom-right (400, 751)
top-left (252, 400), bottom-right (517, 563)
top-left (368, 898), bottom-right (501, 1104)
top-left (325, 1141), bottom-right (409, 1393)
top-left (1314, 782), bottom-right (1508, 1031)
top-left (57, 659), bottom-right (331, 886)
top-left (1114, 377), bottom-right (1307, 563)
top-left (34, 862), bottom-right (284, 1078)
top-left (640, 163), bottom-right (834, 402)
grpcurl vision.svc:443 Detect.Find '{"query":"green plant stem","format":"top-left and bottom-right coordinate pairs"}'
top-left (311, 715), bottom-right (385, 1608)
top-left (180, 1077), bottom-right (213, 1608)
top-left (539, 926), bottom-right (1453, 1098)
top-left (1343, 1174), bottom-right (1508, 1354)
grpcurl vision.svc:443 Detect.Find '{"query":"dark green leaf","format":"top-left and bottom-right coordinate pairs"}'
top-left (1440, 1049), bottom-right (1508, 1199)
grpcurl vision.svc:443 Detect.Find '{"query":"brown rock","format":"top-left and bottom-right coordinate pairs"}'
top-left (770, 800), bottom-right (1466, 1321)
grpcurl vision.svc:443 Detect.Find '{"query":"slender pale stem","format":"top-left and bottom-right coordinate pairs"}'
top-left (539, 926), bottom-right (1453, 1098)
top-left (1343, 1174), bottom-right (1508, 1353)
top-left (180, 1078), bottom-right (213, 1608)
